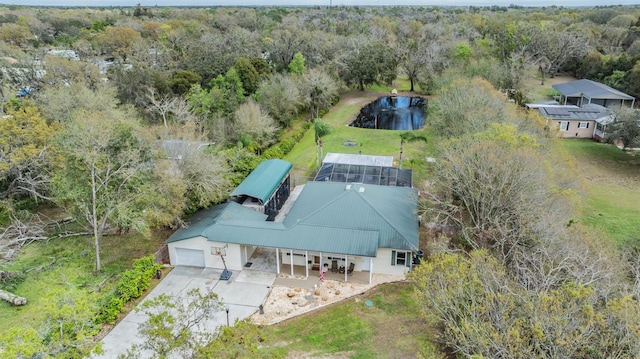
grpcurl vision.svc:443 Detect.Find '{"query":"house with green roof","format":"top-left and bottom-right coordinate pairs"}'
top-left (166, 157), bottom-right (421, 282)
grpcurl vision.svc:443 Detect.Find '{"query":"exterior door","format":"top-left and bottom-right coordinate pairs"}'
top-left (361, 257), bottom-right (371, 271)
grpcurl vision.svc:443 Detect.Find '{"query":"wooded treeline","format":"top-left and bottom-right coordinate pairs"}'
top-left (1, 4), bottom-right (640, 358)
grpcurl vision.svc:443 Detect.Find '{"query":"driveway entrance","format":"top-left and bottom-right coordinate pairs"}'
top-left (95, 266), bottom-right (275, 358)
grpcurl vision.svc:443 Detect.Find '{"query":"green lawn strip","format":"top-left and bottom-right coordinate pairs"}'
top-left (583, 191), bottom-right (640, 247)
top-left (0, 231), bottom-right (161, 338)
top-left (269, 282), bottom-right (436, 358)
top-left (557, 139), bottom-right (640, 246)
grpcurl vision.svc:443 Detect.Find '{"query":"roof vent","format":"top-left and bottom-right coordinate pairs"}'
top-left (358, 187), bottom-right (365, 193)
top-left (345, 184), bottom-right (352, 191)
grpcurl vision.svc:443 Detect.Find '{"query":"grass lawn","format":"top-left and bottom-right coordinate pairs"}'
top-left (0, 230), bottom-right (164, 338)
top-left (558, 139), bottom-right (640, 247)
top-left (267, 282), bottom-right (441, 359)
top-left (284, 89), bottom-right (437, 186)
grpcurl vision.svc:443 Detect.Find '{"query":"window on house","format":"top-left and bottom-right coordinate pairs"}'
top-left (578, 122), bottom-right (589, 129)
top-left (391, 250), bottom-right (411, 267)
top-left (560, 121), bottom-right (569, 131)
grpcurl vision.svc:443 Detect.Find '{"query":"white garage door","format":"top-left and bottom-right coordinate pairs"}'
top-left (175, 248), bottom-right (205, 267)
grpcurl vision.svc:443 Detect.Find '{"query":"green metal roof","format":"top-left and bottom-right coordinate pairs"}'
top-left (284, 182), bottom-right (419, 251)
top-left (207, 223), bottom-right (379, 257)
top-left (230, 159), bottom-right (292, 204)
top-left (165, 201), bottom-right (267, 243)
top-left (167, 181), bottom-right (419, 257)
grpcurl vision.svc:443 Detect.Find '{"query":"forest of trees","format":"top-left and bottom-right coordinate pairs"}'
top-left (1, 3), bottom-right (640, 357)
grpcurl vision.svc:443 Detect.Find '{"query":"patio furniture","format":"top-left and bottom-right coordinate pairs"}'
top-left (347, 262), bottom-right (355, 275)
top-left (331, 260), bottom-right (339, 273)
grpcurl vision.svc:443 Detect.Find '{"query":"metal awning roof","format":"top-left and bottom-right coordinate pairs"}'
top-left (553, 79), bottom-right (634, 101)
top-left (230, 159), bottom-right (292, 204)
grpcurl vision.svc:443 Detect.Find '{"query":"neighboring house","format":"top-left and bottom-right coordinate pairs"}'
top-left (527, 102), bottom-right (613, 139)
top-left (166, 155), bottom-right (420, 283)
top-left (47, 49), bottom-right (80, 61)
top-left (552, 79), bottom-right (635, 108)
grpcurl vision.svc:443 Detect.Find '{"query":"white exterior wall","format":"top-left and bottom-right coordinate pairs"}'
top-left (168, 237), bottom-right (243, 271)
top-left (281, 250), bottom-right (312, 268)
top-left (373, 248), bottom-right (412, 277)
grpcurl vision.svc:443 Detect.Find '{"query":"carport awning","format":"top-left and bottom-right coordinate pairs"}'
top-left (206, 223), bottom-right (379, 257)
top-left (553, 79), bottom-right (634, 101)
top-left (230, 159), bottom-right (292, 204)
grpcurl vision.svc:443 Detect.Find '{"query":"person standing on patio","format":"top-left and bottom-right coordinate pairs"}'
top-left (320, 263), bottom-right (328, 282)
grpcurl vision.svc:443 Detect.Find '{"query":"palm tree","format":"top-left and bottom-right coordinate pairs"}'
top-left (399, 132), bottom-right (427, 168)
top-left (314, 118), bottom-right (333, 168)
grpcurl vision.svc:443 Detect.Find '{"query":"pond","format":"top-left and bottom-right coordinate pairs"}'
top-left (349, 96), bottom-right (427, 130)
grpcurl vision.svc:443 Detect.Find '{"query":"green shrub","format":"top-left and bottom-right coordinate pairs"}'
top-left (261, 146), bottom-right (284, 159)
top-left (117, 255), bottom-right (160, 301)
top-left (96, 293), bottom-right (125, 324)
top-left (97, 255), bottom-right (161, 325)
top-left (279, 138), bottom-right (295, 154)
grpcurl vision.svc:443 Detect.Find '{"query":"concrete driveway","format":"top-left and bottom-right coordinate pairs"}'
top-left (95, 266), bottom-right (275, 358)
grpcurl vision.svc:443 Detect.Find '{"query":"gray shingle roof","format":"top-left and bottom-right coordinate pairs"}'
top-left (552, 79), bottom-right (634, 101)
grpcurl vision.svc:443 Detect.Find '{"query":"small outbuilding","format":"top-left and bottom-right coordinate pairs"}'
top-left (230, 158), bottom-right (292, 221)
top-left (552, 79), bottom-right (635, 108)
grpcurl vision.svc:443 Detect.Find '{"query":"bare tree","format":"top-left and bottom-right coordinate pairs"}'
top-left (534, 30), bottom-right (589, 85)
top-left (145, 88), bottom-right (200, 128)
top-left (52, 110), bottom-right (154, 272)
top-left (397, 23), bottom-right (449, 92)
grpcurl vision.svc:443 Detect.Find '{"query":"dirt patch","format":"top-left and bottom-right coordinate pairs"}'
top-left (249, 274), bottom-right (404, 325)
top-left (341, 91), bottom-right (383, 105)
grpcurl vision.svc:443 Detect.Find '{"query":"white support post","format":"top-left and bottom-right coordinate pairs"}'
top-left (305, 251), bottom-right (309, 278)
top-left (290, 249), bottom-right (294, 276)
top-left (243, 246), bottom-right (248, 265)
top-left (276, 248), bottom-right (280, 274)
top-left (369, 257), bottom-right (373, 284)
top-left (344, 254), bottom-right (348, 282)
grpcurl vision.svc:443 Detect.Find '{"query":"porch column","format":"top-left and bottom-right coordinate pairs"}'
top-left (305, 251), bottom-right (309, 278)
top-left (344, 254), bottom-right (348, 282)
top-left (290, 249), bottom-right (294, 276)
top-left (369, 258), bottom-right (373, 284)
top-left (243, 246), bottom-right (247, 265)
top-left (275, 248), bottom-right (280, 274)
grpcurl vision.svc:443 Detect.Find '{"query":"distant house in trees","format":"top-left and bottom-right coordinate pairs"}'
top-left (552, 79), bottom-right (635, 108)
top-left (526, 102), bottom-right (613, 140)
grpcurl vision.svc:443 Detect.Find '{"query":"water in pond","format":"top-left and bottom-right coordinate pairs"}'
top-left (349, 96), bottom-right (427, 130)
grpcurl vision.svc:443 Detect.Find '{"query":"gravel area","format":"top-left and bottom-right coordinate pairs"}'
top-left (249, 274), bottom-right (405, 325)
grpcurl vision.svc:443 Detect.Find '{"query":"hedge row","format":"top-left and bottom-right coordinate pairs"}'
top-left (261, 120), bottom-right (311, 160)
top-left (96, 255), bottom-right (162, 324)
